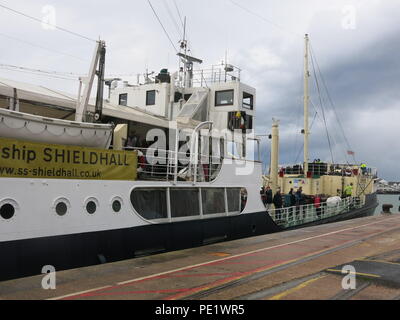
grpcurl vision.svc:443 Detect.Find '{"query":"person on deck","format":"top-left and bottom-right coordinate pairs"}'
top-left (260, 187), bottom-right (267, 207)
top-left (265, 186), bottom-right (273, 209)
top-left (360, 163), bottom-right (367, 175)
top-left (344, 183), bottom-right (353, 198)
top-left (295, 187), bottom-right (305, 218)
top-left (273, 189), bottom-right (283, 220)
top-left (314, 194), bottom-right (322, 217)
top-left (285, 188), bottom-right (296, 218)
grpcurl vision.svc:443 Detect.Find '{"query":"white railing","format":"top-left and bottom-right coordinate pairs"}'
top-left (124, 146), bottom-right (224, 182)
top-left (277, 163), bottom-right (378, 178)
top-left (268, 196), bottom-right (365, 229)
top-left (185, 65), bottom-right (242, 88)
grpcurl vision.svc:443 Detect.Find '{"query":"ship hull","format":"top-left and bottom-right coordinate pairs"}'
top-left (0, 194), bottom-right (377, 282)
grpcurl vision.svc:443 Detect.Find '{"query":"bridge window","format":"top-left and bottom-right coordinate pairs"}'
top-left (170, 188), bottom-right (200, 218)
top-left (146, 90), bottom-right (156, 106)
top-left (243, 92), bottom-right (253, 110)
top-left (119, 93), bottom-right (128, 106)
top-left (131, 188), bottom-right (167, 220)
top-left (215, 90), bottom-right (234, 106)
top-left (201, 188), bottom-right (226, 215)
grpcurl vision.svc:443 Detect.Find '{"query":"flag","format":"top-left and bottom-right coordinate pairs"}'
top-left (347, 150), bottom-right (355, 156)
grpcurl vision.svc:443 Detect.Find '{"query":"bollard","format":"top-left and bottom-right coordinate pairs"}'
top-left (382, 204), bottom-right (393, 214)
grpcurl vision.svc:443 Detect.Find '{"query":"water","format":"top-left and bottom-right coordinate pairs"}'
top-left (374, 194), bottom-right (400, 215)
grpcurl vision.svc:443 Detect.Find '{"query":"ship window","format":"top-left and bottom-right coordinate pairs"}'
top-left (201, 188), bottom-right (225, 215)
top-left (170, 188), bottom-right (200, 218)
top-left (174, 92), bottom-right (182, 103)
top-left (86, 201), bottom-right (97, 214)
top-left (146, 90), bottom-right (156, 105)
top-left (119, 93), bottom-right (128, 106)
top-left (131, 188), bottom-right (167, 220)
top-left (227, 188), bottom-right (241, 213)
top-left (215, 90), bottom-right (234, 106)
top-left (243, 92), bottom-right (253, 110)
top-left (0, 203), bottom-right (15, 220)
top-left (112, 200), bottom-right (122, 213)
top-left (55, 202), bottom-right (67, 216)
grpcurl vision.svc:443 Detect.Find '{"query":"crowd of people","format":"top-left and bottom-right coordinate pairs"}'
top-left (281, 161), bottom-right (371, 177)
top-left (260, 183), bottom-right (356, 222)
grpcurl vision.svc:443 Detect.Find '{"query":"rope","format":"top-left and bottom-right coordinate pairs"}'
top-left (0, 3), bottom-right (96, 43)
top-left (310, 47), bottom-right (335, 164)
top-left (173, 0), bottom-right (185, 28)
top-left (0, 32), bottom-right (88, 62)
top-left (228, 0), bottom-right (303, 38)
top-left (294, 111), bottom-right (318, 164)
top-left (310, 43), bottom-right (357, 164)
top-left (147, 0), bottom-right (178, 53)
top-left (163, 0), bottom-right (183, 39)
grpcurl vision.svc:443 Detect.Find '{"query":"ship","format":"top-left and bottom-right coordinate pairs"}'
top-left (0, 35), bottom-right (378, 281)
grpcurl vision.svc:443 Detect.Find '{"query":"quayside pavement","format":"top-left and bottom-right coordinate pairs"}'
top-left (1, 214), bottom-right (400, 300)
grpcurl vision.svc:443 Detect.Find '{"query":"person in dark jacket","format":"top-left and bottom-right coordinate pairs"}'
top-left (273, 189), bottom-right (283, 220)
top-left (260, 187), bottom-right (267, 207)
top-left (295, 187), bottom-right (304, 218)
top-left (287, 188), bottom-right (296, 217)
top-left (265, 186), bottom-right (273, 209)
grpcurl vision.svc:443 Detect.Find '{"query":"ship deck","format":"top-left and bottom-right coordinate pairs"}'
top-left (1, 213), bottom-right (400, 300)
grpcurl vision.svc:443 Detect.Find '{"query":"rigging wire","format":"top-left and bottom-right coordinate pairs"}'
top-left (0, 3), bottom-right (96, 43)
top-left (291, 96), bottom-right (304, 163)
top-left (228, 0), bottom-right (303, 38)
top-left (310, 44), bottom-right (357, 164)
top-left (0, 63), bottom-right (81, 78)
top-left (309, 47), bottom-right (335, 164)
top-left (0, 32), bottom-right (88, 63)
top-left (0, 66), bottom-right (78, 81)
top-left (147, 0), bottom-right (178, 53)
top-left (173, 0), bottom-right (185, 28)
top-left (163, 0), bottom-right (183, 39)
top-left (294, 111), bottom-right (318, 164)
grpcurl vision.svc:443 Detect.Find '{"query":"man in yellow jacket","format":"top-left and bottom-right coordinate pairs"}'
top-left (344, 183), bottom-right (353, 197)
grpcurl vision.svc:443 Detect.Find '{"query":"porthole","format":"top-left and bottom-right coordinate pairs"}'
top-left (110, 197), bottom-right (123, 214)
top-left (84, 198), bottom-right (99, 215)
top-left (53, 198), bottom-right (70, 217)
top-left (0, 203), bottom-right (15, 220)
top-left (112, 200), bottom-right (122, 213)
top-left (56, 202), bottom-right (68, 216)
top-left (86, 201), bottom-right (97, 214)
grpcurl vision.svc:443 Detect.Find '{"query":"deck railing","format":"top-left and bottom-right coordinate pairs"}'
top-left (123, 146), bottom-right (225, 182)
top-left (278, 163), bottom-right (377, 178)
top-left (268, 196), bottom-right (365, 229)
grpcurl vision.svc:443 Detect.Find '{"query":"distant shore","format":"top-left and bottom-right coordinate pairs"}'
top-left (377, 191), bottom-right (400, 195)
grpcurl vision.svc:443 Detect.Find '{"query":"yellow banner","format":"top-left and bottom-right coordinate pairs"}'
top-left (0, 137), bottom-right (137, 181)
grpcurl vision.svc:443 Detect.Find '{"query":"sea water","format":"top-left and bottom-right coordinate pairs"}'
top-left (374, 194), bottom-right (400, 215)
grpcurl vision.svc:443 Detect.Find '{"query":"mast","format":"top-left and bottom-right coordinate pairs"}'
top-left (75, 40), bottom-right (105, 123)
top-left (303, 34), bottom-right (310, 175)
top-left (270, 119), bottom-right (280, 194)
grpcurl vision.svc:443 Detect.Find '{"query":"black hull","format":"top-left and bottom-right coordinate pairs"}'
top-left (0, 194), bottom-right (378, 282)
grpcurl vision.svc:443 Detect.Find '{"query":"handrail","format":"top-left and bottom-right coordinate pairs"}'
top-left (276, 162), bottom-right (377, 178)
top-left (268, 196), bottom-right (365, 229)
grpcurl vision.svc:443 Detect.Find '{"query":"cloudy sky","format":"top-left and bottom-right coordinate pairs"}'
top-left (0, 0), bottom-right (399, 180)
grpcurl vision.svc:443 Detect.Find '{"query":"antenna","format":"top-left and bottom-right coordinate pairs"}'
top-left (177, 17), bottom-right (202, 89)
